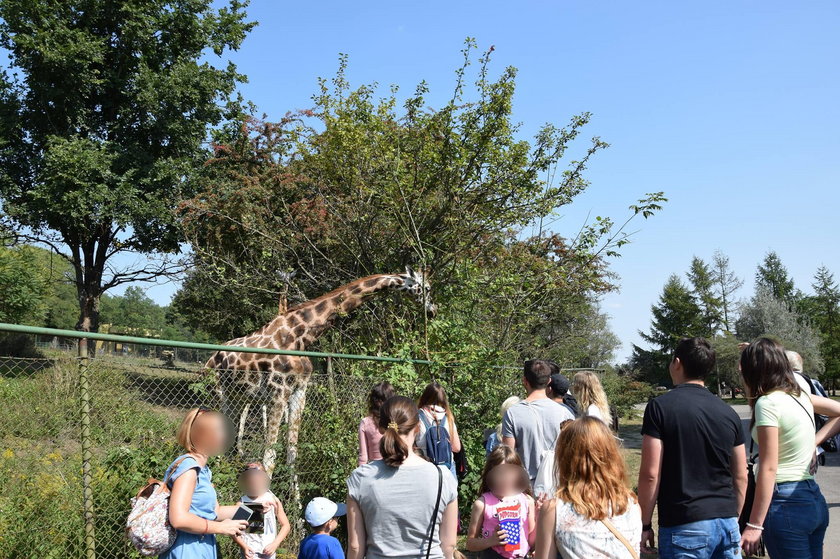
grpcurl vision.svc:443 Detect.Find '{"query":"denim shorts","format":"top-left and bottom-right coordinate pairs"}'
top-left (658, 517), bottom-right (740, 559)
top-left (762, 479), bottom-right (829, 559)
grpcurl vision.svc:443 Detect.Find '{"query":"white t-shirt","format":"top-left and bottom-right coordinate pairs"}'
top-left (554, 499), bottom-right (641, 559)
top-left (586, 404), bottom-right (604, 421)
top-left (240, 491), bottom-right (278, 559)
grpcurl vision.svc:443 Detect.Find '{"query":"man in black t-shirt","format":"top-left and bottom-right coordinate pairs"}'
top-left (638, 337), bottom-right (747, 559)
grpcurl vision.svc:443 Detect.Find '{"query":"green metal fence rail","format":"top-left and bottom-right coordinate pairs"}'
top-left (0, 322), bottom-right (435, 364)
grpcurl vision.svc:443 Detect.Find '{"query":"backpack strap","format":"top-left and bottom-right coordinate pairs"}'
top-left (163, 455), bottom-right (195, 487)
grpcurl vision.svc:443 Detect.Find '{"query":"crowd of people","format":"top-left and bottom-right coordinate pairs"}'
top-left (154, 336), bottom-right (840, 559)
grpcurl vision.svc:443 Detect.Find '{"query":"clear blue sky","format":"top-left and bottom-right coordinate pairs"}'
top-left (131, 0), bottom-right (840, 361)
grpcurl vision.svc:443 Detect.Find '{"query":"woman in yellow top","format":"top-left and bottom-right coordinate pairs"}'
top-left (739, 338), bottom-right (840, 559)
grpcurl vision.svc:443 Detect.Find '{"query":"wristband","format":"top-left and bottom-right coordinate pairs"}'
top-left (745, 522), bottom-right (764, 531)
top-left (642, 523), bottom-right (652, 532)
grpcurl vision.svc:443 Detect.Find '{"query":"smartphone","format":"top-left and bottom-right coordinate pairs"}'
top-left (232, 503), bottom-right (254, 522)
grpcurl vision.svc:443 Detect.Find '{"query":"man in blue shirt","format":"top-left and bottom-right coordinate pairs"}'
top-left (299, 497), bottom-right (346, 559)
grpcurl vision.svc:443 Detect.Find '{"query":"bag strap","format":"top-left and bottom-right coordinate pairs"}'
top-left (599, 517), bottom-right (639, 559)
top-left (789, 393), bottom-right (816, 429)
top-left (426, 464), bottom-right (444, 559)
top-left (163, 455), bottom-right (194, 486)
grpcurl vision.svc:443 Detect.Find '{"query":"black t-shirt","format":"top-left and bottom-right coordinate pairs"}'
top-left (641, 383), bottom-right (743, 526)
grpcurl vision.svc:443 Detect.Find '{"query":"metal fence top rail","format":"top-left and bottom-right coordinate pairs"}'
top-left (0, 322), bottom-right (435, 365)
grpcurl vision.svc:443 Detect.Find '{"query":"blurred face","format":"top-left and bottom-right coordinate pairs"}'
top-left (192, 411), bottom-right (231, 456)
top-left (487, 463), bottom-right (522, 497)
top-left (239, 470), bottom-right (270, 497)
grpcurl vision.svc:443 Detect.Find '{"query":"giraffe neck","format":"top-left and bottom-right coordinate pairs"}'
top-left (281, 274), bottom-right (403, 349)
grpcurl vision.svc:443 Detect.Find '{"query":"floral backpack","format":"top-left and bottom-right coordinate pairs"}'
top-left (126, 456), bottom-right (190, 556)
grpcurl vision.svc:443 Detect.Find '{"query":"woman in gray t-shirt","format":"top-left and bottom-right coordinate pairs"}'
top-left (347, 396), bottom-right (458, 559)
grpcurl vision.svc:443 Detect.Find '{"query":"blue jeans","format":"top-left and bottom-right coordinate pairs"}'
top-left (763, 479), bottom-right (829, 559)
top-left (658, 517), bottom-right (740, 559)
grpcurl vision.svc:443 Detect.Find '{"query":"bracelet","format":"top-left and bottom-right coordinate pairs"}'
top-left (642, 523), bottom-right (652, 532)
top-left (203, 518), bottom-right (209, 535)
top-left (745, 522), bottom-right (764, 531)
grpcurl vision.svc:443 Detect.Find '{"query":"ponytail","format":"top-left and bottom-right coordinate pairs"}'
top-left (378, 396), bottom-right (419, 467)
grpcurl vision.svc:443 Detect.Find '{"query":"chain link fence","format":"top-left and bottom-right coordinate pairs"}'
top-left (0, 326), bottom-right (436, 559)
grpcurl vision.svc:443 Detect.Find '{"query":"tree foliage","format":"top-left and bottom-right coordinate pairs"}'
top-left (755, 251), bottom-right (795, 305)
top-left (0, 0), bottom-right (254, 331)
top-left (174, 43), bottom-right (664, 368)
top-left (736, 288), bottom-right (824, 374)
top-left (712, 250), bottom-right (743, 332)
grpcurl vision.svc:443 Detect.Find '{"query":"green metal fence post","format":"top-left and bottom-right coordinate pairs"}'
top-left (78, 338), bottom-right (96, 559)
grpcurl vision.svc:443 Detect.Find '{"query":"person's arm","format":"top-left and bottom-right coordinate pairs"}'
top-left (216, 504), bottom-right (239, 520)
top-left (812, 395), bottom-right (840, 445)
top-left (346, 496), bottom-right (366, 559)
top-left (729, 443), bottom-right (748, 516)
top-left (262, 501), bottom-right (291, 556)
top-left (233, 534), bottom-right (254, 559)
top-left (169, 470), bottom-right (247, 536)
top-left (741, 426), bottom-right (778, 557)
top-left (439, 499), bottom-right (458, 559)
top-left (449, 417), bottom-right (462, 453)
top-left (533, 498), bottom-right (558, 559)
top-left (501, 409), bottom-right (516, 449)
top-left (358, 420), bottom-right (368, 466)
top-left (817, 416), bottom-right (840, 446)
top-left (526, 496), bottom-right (537, 548)
top-left (637, 435), bottom-right (662, 553)
top-left (465, 498), bottom-right (505, 551)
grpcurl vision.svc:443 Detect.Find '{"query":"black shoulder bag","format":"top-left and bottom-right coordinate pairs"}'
top-left (426, 464), bottom-right (444, 559)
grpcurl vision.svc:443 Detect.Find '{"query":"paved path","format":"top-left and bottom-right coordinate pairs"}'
top-left (732, 405), bottom-right (839, 551)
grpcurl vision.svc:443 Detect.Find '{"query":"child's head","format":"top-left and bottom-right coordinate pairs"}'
top-left (368, 381), bottom-right (396, 420)
top-left (304, 497), bottom-right (346, 535)
top-left (478, 445), bottom-right (531, 497)
top-left (238, 463), bottom-right (270, 497)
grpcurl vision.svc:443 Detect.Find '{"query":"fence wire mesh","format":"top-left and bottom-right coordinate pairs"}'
top-left (0, 333), bottom-right (408, 559)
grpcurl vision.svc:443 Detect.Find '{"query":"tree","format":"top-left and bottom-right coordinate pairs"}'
top-left (687, 256), bottom-right (723, 338)
top-left (174, 43), bottom-right (666, 366)
top-left (633, 274), bottom-right (703, 384)
top-left (712, 250), bottom-right (743, 331)
top-left (808, 266), bottom-right (840, 390)
top-left (0, 244), bottom-right (44, 323)
top-left (736, 289), bottom-right (823, 374)
top-left (0, 0), bottom-right (254, 332)
top-left (756, 251), bottom-right (795, 305)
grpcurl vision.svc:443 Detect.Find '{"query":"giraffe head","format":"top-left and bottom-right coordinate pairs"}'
top-left (399, 266), bottom-right (438, 317)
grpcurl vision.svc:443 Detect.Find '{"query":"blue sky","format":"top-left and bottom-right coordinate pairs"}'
top-left (130, 0), bottom-right (839, 361)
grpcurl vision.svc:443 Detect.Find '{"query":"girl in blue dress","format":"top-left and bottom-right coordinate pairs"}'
top-left (160, 407), bottom-right (249, 559)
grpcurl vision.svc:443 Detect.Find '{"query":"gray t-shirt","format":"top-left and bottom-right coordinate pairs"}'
top-left (502, 398), bottom-right (574, 483)
top-left (347, 459), bottom-right (457, 559)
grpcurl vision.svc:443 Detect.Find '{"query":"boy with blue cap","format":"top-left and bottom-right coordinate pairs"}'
top-left (298, 497), bottom-right (346, 559)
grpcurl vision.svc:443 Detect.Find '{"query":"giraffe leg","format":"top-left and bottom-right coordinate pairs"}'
top-left (284, 383), bottom-right (309, 522)
top-left (237, 402), bottom-right (251, 456)
top-left (285, 384), bottom-right (309, 470)
top-left (263, 398), bottom-right (286, 477)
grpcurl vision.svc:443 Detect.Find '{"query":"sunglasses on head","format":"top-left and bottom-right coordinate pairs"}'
top-left (189, 406), bottom-right (213, 430)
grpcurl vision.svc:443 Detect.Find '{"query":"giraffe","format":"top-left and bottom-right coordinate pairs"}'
top-left (205, 267), bottom-right (437, 478)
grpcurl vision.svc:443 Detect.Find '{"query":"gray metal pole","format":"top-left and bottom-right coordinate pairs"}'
top-left (79, 338), bottom-right (96, 559)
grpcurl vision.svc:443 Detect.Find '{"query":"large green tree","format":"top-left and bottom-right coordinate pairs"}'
top-left (0, 0), bottom-right (254, 332)
top-left (174, 44), bottom-right (665, 365)
top-left (687, 256), bottom-right (723, 338)
top-left (807, 266), bottom-right (840, 389)
top-left (756, 251), bottom-right (795, 305)
top-left (631, 274), bottom-right (703, 384)
top-left (712, 249), bottom-right (743, 331)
